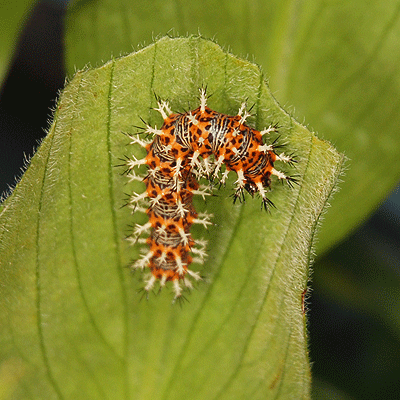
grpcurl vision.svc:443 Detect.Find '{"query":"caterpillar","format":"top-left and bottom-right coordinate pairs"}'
top-left (126, 88), bottom-right (296, 301)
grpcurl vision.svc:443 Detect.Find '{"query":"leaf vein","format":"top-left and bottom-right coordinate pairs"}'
top-left (35, 126), bottom-right (65, 399)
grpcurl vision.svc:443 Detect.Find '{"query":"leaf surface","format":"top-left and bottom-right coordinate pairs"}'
top-left (0, 37), bottom-right (343, 399)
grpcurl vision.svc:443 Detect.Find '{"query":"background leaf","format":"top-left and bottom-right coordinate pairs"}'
top-left (0, 0), bottom-right (37, 84)
top-left (0, 37), bottom-right (343, 399)
top-left (65, 0), bottom-right (400, 254)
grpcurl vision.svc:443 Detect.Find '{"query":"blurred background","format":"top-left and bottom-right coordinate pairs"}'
top-left (1, 1), bottom-right (399, 399)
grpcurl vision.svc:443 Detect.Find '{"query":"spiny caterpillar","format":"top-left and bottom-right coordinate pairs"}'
top-left (126, 88), bottom-right (296, 301)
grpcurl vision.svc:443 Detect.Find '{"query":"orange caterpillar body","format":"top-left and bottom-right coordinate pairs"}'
top-left (127, 89), bottom-right (295, 300)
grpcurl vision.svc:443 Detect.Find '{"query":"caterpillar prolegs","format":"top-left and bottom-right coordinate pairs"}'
top-left (126, 89), bottom-right (296, 301)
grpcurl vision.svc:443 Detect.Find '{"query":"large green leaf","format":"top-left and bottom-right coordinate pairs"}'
top-left (0, 37), bottom-right (343, 399)
top-left (65, 0), bottom-right (400, 254)
top-left (0, 0), bottom-right (37, 84)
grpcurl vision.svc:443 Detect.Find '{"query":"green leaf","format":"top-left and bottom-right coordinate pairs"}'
top-left (65, 0), bottom-right (400, 254)
top-left (0, 0), bottom-right (37, 84)
top-left (0, 37), bottom-right (343, 399)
